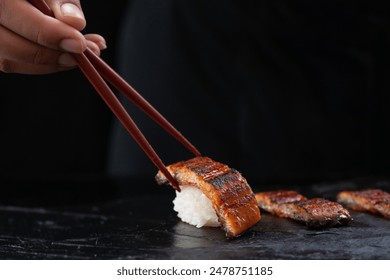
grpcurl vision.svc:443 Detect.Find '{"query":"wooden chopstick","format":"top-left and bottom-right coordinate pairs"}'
top-left (73, 53), bottom-right (180, 191)
top-left (29, 0), bottom-right (54, 17)
top-left (27, 0), bottom-right (193, 191)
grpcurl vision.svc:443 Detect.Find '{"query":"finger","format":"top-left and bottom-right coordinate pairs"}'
top-left (0, 24), bottom-right (71, 66)
top-left (84, 34), bottom-right (107, 51)
top-left (86, 41), bottom-right (101, 57)
top-left (0, 58), bottom-right (75, 74)
top-left (0, 0), bottom-right (87, 53)
top-left (0, 39), bottom-right (106, 74)
top-left (0, 34), bottom-right (106, 74)
top-left (46, 0), bottom-right (86, 31)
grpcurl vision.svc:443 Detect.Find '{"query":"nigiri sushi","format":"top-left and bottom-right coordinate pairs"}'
top-left (155, 157), bottom-right (261, 238)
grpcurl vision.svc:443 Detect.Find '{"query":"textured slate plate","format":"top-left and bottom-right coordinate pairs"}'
top-left (0, 177), bottom-right (389, 259)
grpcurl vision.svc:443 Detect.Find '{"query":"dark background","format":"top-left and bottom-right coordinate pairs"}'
top-left (107, 1), bottom-right (390, 186)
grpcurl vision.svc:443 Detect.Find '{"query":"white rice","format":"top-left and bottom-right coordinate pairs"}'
top-left (173, 185), bottom-right (220, 228)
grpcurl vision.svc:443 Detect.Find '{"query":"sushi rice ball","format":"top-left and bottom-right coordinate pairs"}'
top-left (173, 185), bottom-right (220, 228)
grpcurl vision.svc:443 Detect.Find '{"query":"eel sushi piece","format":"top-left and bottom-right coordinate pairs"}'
top-left (155, 156), bottom-right (261, 238)
top-left (256, 190), bottom-right (352, 228)
top-left (337, 189), bottom-right (390, 219)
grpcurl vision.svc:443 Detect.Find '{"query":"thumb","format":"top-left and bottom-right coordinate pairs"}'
top-left (46, 0), bottom-right (86, 31)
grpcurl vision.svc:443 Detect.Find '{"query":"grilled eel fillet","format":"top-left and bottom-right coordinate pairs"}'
top-left (337, 189), bottom-right (390, 219)
top-left (256, 190), bottom-right (352, 227)
top-left (155, 157), bottom-right (261, 238)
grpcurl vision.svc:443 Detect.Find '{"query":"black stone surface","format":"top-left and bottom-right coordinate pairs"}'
top-left (0, 177), bottom-right (389, 259)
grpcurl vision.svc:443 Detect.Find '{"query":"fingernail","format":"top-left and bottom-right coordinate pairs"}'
top-left (59, 39), bottom-right (84, 53)
top-left (58, 53), bottom-right (77, 66)
top-left (97, 39), bottom-right (107, 50)
top-left (61, 3), bottom-right (84, 20)
top-left (87, 43), bottom-right (101, 56)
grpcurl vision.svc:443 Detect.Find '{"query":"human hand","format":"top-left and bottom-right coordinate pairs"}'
top-left (0, 0), bottom-right (106, 74)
